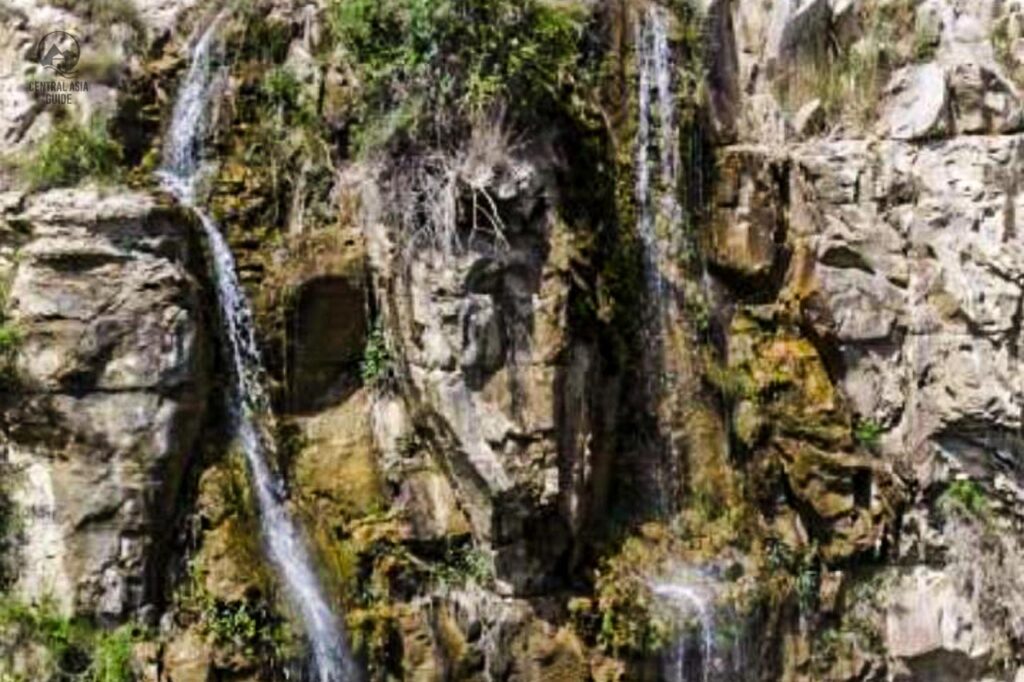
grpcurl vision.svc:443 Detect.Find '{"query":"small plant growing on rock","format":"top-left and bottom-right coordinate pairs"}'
top-left (942, 479), bottom-right (988, 519)
top-left (853, 419), bottom-right (884, 447)
top-left (0, 322), bottom-right (20, 390)
top-left (434, 544), bottom-right (494, 588)
top-left (361, 324), bottom-right (392, 386)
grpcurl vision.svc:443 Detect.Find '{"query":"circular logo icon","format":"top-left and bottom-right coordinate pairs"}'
top-left (36, 31), bottom-right (80, 77)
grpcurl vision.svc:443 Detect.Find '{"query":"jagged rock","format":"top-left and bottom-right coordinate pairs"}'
top-left (882, 64), bottom-right (950, 140)
top-left (363, 144), bottom-right (596, 594)
top-left (948, 62), bottom-right (1024, 134)
top-left (766, 0), bottom-right (832, 73)
top-left (710, 148), bottom-right (787, 283)
top-left (885, 568), bottom-right (992, 681)
top-left (397, 469), bottom-right (472, 546)
top-left (2, 187), bottom-right (209, 618)
top-left (162, 628), bottom-right (214, 682)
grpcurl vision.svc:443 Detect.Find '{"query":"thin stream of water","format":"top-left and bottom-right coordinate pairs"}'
top-left (158, 13), bottom-right (357, 682)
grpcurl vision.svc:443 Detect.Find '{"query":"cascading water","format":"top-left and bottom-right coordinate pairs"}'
top-left (636, 8), bottom-right (730, 681)
top-left (651, 578), bottom-right (716, 682)
top-left (158, 14), bottom-right (357, 682)
top-left (635, 4), bottom-right (683, 303)
top-left (634, 2), bottom-right (689, 517)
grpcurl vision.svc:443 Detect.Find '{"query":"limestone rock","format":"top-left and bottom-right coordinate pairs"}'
top-left (882, 64), bottom-right (951, 141)
top-left (162, 628), bottom-right (214, 682)
top-left (710, 148), bottom-right (787, 283)
top-left (885, 568), bottom-right (992, 681)
top-left (363, 144), bottom-right (594, 594)
top-left (1, 187), bottom-right (209, 617)
top-left (293, 388), bottom-right (386, 522)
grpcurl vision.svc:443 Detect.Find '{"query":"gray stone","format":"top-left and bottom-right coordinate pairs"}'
top-left (882, 64), bottom-right (950, 140)
top-left (3, 188), bottom-right (208, 617)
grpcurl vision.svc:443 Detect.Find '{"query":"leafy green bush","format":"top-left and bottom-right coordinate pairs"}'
top-left (26, 119), bottom-right (123, 190)
top-left (89, 626), bottom-right (138, 682)
top-left (0, 597), bottom-right (144, 680)
top-left (326, 0), bottom-right (584, 151)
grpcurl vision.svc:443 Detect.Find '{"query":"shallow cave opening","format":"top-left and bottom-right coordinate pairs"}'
top-left (284, 276), bottom-right (369, 414)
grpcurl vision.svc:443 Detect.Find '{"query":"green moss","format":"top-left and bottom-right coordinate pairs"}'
top-left (24, 119), bottom-right (123, 190)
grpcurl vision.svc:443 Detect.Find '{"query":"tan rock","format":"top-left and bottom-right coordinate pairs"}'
top-left (162, 629), bottom-right (214, 682)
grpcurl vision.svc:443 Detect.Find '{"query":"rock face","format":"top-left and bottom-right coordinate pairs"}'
top-left (6, 0), bottom-right (1024, 681)
top-left (363, 146), bottom-right (600, 594)
top-left (1, 187), bottom-right (209, 618)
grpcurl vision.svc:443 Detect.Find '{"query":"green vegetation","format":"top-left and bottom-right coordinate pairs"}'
top-left (361, 324), bottom-right (392, 386)
top-left (51, 0), bottom-right (143, 32)
top-left (584, 532), bottom-right (674, 656)
top-left (326, 0), bottom-right (585, 152)
top-left (781, 0), bottom-right (918, 128)
top-left (89, 627), bottom-right (136, 682)
top-left (913, 21), bottom-right (940, 62)
top-left (0, 597), bottom-right (145, 681)
top-left (942, 479), bottom-right (988, 518)
top-left (182, 561), bottom-right (293, 661)
top-left (993, 11), bottom-right (1024, 85)
top-left (853, 419), bottom-right (884, 447)
top-left (433, 544), bottom-right (493, 588)
top-left (0, 323), bottom-right (19, 390)
top-left (25, 119), bottom-right (123, 190)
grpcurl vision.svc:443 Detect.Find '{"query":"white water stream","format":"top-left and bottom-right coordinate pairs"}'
top-left (635, 4), bottom-right (684, 302)
top-left (158, 14), bottom-right (357, 682)
top-left (652, 579), bottom-right (716, 682)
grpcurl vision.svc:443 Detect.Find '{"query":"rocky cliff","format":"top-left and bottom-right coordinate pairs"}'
top-left (1, 0), bottom-right (1024, 681)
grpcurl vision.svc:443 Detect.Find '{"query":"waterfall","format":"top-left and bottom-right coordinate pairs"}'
top-left (634, 3), bottom-right (688, 516)
top-left (651, 576), bottom-right (717, 682)
top-left (158, 14), bottom-right (358, 682)
top-left (635, 4), bottom-right (683, 302)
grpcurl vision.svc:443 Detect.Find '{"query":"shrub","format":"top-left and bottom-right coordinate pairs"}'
top-left (0, 597), bottom-right (145, 680)
top-left (89, 626), bottom-right (138, 682)
top-left (326, 0), bottom-right (584, 151)
top-left (434, 544), bottom-right (494, 587)
top-left (26, 119), bottom-right (123, 190)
